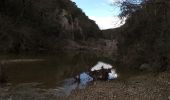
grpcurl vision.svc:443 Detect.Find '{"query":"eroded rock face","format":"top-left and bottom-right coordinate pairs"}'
top-left (57, 9), bottom-right (84, 39)
top-left (0, 0), bottom-right (101, 53)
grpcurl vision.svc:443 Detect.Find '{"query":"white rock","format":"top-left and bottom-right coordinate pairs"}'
top-left (108, 69), bottom-right (118, 79)
top-left (91, 61), bottom-right (113, 71)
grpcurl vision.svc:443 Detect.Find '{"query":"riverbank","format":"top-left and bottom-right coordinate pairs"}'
top-left (0, 70), bottom-right (169, 100)
top-left (68, 70), bottom-right (170, 100)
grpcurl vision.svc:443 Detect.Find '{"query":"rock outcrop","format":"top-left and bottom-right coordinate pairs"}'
top-left (0, 0), bottom-right (101, 53)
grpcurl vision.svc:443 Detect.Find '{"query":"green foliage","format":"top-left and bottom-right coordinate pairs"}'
top-left (116, 0), bottom-right (170, 71)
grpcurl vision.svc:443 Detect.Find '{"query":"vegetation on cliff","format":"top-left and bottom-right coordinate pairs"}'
top-left (115, 0), bottom-right (170, 71)
top-left (0, 0), bottom-right (102, 54)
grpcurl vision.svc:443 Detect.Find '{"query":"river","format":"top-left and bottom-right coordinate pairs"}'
top-left (0, 52), bottom-right (117, 99)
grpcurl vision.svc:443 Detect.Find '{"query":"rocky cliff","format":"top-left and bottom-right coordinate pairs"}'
top-left (0, 0), bottom-right (102, 53)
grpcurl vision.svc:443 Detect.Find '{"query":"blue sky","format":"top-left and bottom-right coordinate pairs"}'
top-left (71, 0), bottom-right (124, 30)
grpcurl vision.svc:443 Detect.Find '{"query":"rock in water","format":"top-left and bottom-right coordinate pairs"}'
top-left (108, 69), bottom-right (118, 80)
top-left (74, 62), bottom-right (118, 84)
top-left (91, 61), bottom-right (113, 71)
top-left (79, 72), bottom-right (93, 85)
top-left (90, 61), bottom-right (118, 80)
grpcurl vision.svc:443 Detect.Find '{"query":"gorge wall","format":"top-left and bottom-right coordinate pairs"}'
top-left (0, 0), bottom-right (102, 53)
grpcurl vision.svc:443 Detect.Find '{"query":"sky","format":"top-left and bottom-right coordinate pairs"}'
top-left (71, 0), bottom-right (125, 30)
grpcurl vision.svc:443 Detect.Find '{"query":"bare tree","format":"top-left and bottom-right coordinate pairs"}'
top-left (113, 0), bottom-right (144, 18)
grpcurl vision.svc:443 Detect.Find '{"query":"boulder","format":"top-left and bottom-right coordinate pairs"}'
top-left (90, 61), bottom-right (118, 80)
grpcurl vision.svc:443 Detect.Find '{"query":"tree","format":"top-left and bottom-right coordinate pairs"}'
top-left (115, 0), bottom-right (143, 18)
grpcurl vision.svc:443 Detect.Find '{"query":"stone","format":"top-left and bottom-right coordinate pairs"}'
top-left (139, 63), bottom-right (151, 71)
top-left (168, 96), bottom-right (170, 100)
top-left (90, 61), bottom-right (118, 80)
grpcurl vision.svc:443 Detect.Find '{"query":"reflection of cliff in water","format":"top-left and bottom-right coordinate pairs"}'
top-left (4, 52), bottom-right (113, 87)
top-left (55, 61), bottom-right (118, 96)
top-left (1, 53), bottom-right (118, 97)
top-left (71, 51), bottom-right (98, 73)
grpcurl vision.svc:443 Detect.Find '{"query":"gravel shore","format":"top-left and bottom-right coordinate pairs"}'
top-left (68, 70), bottom-right (170, 100)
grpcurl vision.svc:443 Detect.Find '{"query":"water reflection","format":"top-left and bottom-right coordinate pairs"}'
top-left (54, 61), bottom-right (118, 95)
top-left (2, 53), bottom-right (117, 96)
top-left (55, 73), bottom-right (93, 96)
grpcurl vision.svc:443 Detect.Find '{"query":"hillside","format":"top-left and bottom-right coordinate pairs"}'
top-left (102, 28), bottom-right (122, 40)
top-left (115, 0), bottom-right (170, 71)
top-left (0, 0), bottom-right (102, 54)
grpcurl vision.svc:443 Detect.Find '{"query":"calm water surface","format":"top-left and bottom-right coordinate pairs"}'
top-left (1, 52), bottom-right (116, 96)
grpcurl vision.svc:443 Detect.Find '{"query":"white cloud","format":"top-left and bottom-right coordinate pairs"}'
top-left (89, 16), bottom-right (125, 30)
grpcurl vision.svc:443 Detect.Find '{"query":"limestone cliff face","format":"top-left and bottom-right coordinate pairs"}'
top-left (57, 9), bottom-right (84, 39)
top-left (0, 0), bottom-right (101, 53)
